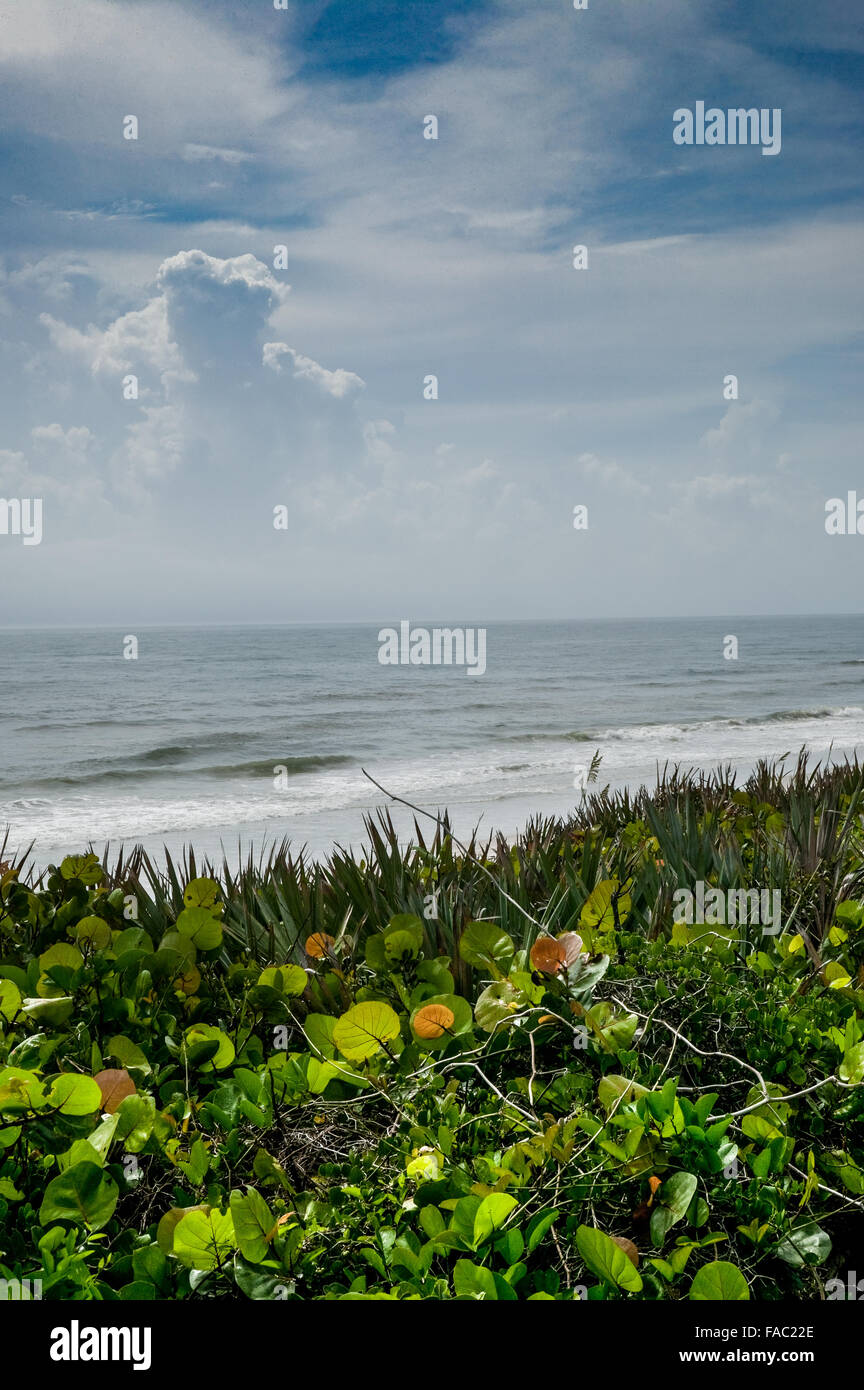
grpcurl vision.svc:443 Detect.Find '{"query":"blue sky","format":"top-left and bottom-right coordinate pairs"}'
top-left (0, 0), bottom-right (862, 625)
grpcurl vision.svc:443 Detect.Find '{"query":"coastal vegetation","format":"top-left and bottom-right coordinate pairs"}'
top-left (1, 753), bottom-right (862, 1301)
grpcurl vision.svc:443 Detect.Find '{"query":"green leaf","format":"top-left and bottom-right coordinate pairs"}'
top-left (233, 1254), bottom-right (291, 1301)
top-left (597, 1074), bottom-right (649, 1113)
top-left (72, 916), bottom-right (112, 951)
top-left (0, 980), bottom-right (22, 1022)
top-left (184, 1024), bottom-right (235, 1071)
top-left (303, 1013), bottom-right (337, 1058)
top-left (39, 1161), bottom-right (119, 1230)
top-left (773, 1222), bottom-right (831, 1268)
top-left (472, 1193), bottom-right (518, 1247)
top-left (580, 879), bottom-right (631, 932)
top-left (173, 1207), bottom-right (236, 1270)
top-left (474, 981), bottom-right (522, 1032)
top-left (60, 854), bottom-right (103, 885)
top-left (458, 921), bottom-right (514, 972)
top-left (453, 1259), bottom-right (498, 1299)
top-left (258, 964), bottom-right (308, 997)
top-left (178, 1136), bottom-right (211, 1187)
top-left (46, 1073), bottom-right (102, 1116)
top-left (107, 1034), bottom-right (152, 1075)
top-left (230, 1188), bottom-right (275, 1264)
top-left (689, 1260), bottom-right (749, 1300)
top-left (38, 942), bottom-right (84, 979)
top-left (332, 1001), bottom-right (400, 1062)
top-left (175, 908), bottom-right (223, 950)
top-left (525, 1208), bottom-right (560, 1254)
top-left (115, 1094), bottom-right (156, 1151)
top-left (182, 877), bottom-right (222, 914)
top-left (575, 1225), bottom-right (643, 1292)
top-left (384, 930), bottom-right (421, 963)
top-left (21, 996), bottom-right (75, 1025)
top-left (840, 1042), bottom-right (864, 1085)
top-left (660, 1171), bottom-right (698, 1223)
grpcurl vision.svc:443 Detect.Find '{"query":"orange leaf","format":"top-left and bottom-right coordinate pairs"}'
top-left (94, 1068), bottom-right (136, 1114)
top-left (305, 932), bottom-right (335, 959)
top-left (413, 1003), bottom-right (455, 1039)
top-left (530, 936), bottom-right (566, 974)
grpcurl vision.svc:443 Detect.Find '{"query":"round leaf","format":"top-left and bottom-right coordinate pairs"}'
top-left (182, 877), bottom-right (222, 915)
top-left (39, 1161), bottom-right (119, 1229)
top-left (0, 980), bottom-right (22, 1023)
top-left (173, 1206), bottom-right (236, 1270)
top-left (47, 1073), bottom-right (102, 1116)
top-left (412, 1003), bottom-right (455, 1040)
top-left (258, 964), bottom-right (308, 997)
top-left (332, 1001), bottom-right (401, 1061)
top-left (458, 921), bottom-right (514, 971)
top-left (72, 916), bottom-right (112, 951)
top-left (184, 1024), bottom-right (235, 1071)
top-left (94, 1068), bottom-right (137, 1114)
top-left (305, 932), bottom-right (335, 959)
top-left (60, 854), bottom-right (103, 885)
top-left (689, 1260), bottom-right (750, 1300)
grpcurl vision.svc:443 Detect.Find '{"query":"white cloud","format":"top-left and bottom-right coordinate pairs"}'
top-left (578, 452), bottom-right (651, 496)
top-left (263, 343), bottom-right (364, 398)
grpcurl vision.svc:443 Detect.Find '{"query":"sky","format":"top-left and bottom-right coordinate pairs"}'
top-left (0, 0), bottom-right (862, 625)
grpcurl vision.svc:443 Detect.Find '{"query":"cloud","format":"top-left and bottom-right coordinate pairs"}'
top-left (41, 296), bottom-right (184, 383)
top-left (577, 452), bottom-right (651, 497)
top-left (0, 0), bottom-right (862, 622)
top-left (263, 342), bottom-right (364, 397)
top-left (182, 144), bottom-right (255, 165)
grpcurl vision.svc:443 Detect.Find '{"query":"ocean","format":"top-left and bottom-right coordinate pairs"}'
top-left (2, 615), bottom-right (864, 869)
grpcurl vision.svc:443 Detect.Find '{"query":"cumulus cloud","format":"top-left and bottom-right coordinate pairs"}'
top-left (41, 297), bottom-right (184, 383)
top-left (263, 343), bottom-right (364, 398)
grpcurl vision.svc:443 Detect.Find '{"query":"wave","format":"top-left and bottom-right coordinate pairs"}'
top-left (3, 753), bottom-right (356, 794)
top-left (500, 706), bottom-right (864, 746)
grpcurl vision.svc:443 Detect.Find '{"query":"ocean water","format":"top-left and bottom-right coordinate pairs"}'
top-left (2, 616), bottom-right (864, 868)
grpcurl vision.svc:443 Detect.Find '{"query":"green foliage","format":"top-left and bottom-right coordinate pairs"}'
top-left (0, 755), bottom-right (862, 1299)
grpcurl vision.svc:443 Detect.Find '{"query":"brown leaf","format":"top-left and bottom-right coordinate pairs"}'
top-left (530, 936), bottom-right (567, 974)
top-left (94, 1068), bottom-right (136, 1114)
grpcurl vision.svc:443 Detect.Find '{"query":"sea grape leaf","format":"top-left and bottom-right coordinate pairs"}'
top-left (333, 1001), bottom-right (400, 1062)
top-left (575, 1225), bottom-right (643, 1292)
top-left (39, 1162), bottom-right (119, 1230)
top-left (689, 1261), bottom-right (749, 1300)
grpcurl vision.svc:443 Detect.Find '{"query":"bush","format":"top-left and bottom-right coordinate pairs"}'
top-left (0, 753), bottom-right (862, 1300)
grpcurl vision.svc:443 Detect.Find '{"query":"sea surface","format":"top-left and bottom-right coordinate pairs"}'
top-left (2, 616), bottom-right (864, 869)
